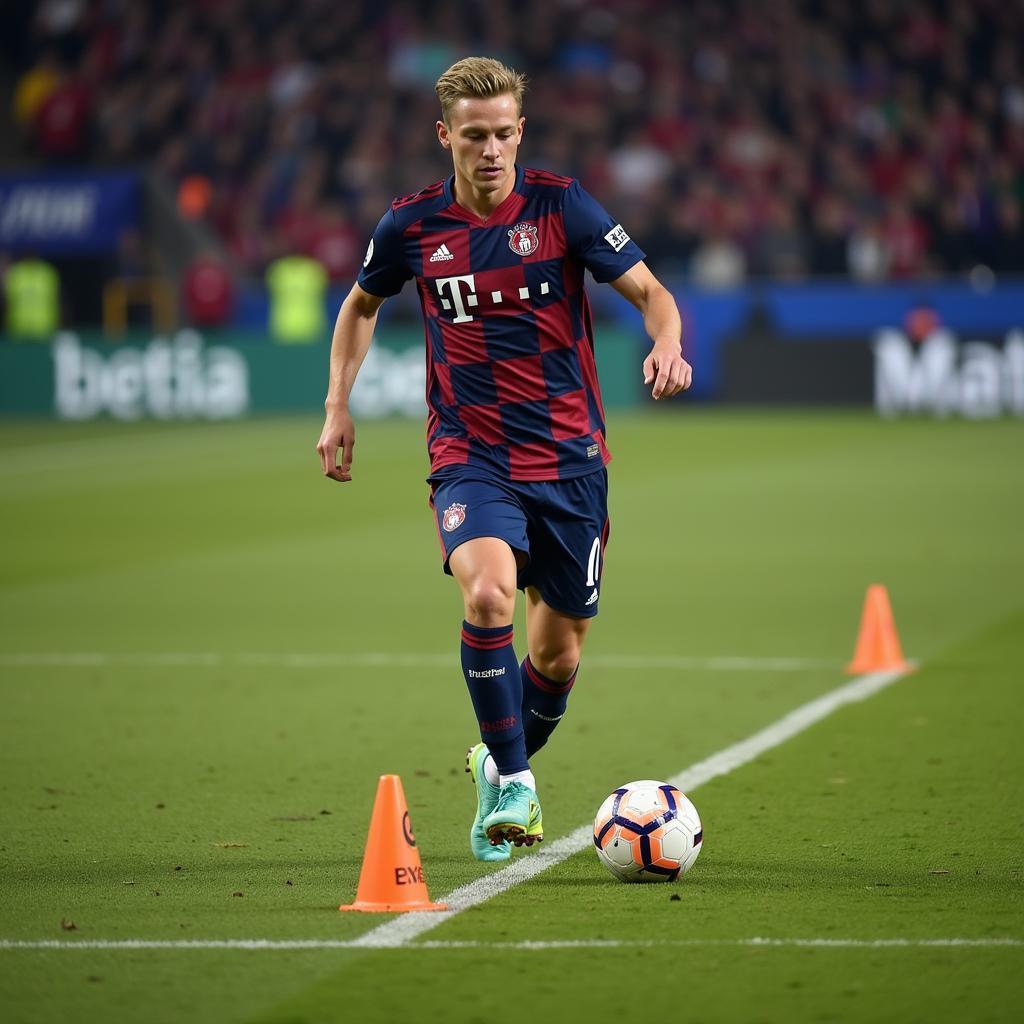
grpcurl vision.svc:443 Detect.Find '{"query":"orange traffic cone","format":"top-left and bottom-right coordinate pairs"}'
top-left (339, 774), bottom-right (447, 913)
top-left (846, 584), bottom-right (912, 674)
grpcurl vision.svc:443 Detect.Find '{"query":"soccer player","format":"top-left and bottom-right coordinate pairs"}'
top-left (316, 57), bottom-right (691, 862)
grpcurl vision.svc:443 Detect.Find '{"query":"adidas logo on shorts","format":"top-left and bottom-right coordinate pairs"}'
top-left (429, 244), bottom-right (455, 263)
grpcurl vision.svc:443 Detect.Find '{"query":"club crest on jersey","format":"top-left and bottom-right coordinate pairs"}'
top-left (508, 222), bottom-right (539, 256)
top-left (442, 502), bottom-right (467, 532)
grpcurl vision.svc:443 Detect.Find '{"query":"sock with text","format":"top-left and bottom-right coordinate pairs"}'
top-left (461, 621), bottom-right (528, 775)
top-left (521, 656), bottom-right (577, 758)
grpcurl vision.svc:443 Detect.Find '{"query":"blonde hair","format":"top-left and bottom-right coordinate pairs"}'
top-left (435, 57), bottom-right (527, 124)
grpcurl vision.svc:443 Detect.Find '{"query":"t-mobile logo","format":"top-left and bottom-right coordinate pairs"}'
top-left (435, 274), bottom-right (479, 323)
top-left (435, 274), bottom-right (551, 323)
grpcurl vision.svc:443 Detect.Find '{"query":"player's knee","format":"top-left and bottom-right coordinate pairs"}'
top-left (463, 577), bottom-right (516, 625)
top-left (530, 643), bottom-right (581, 683)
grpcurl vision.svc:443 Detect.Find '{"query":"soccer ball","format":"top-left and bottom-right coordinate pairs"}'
top-left (593, 780), bottom-right (703, 883)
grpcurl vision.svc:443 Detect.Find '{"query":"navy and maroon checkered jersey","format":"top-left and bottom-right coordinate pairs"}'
top-left (357, 165), bottom-right (645, 482)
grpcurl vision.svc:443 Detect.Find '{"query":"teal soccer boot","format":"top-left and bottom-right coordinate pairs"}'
top-left (483, 780), bottom-right (543, 848)
top-left (466, 744), bottom-right (510, 862)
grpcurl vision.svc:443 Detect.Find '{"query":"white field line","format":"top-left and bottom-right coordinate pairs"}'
top-left (0, 652), bottom-right (834, 672)
top-left (1, 937), bottom-right (1019, 953)
top-left (348, 667), bottom-right (911, 949)
top-left (0, 665), bottom-right (916, 955)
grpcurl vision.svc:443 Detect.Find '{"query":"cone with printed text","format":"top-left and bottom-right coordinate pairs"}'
top-left (846, 584), bottom-right (912, 674)
top-left (339, 774), bottom-right (447, 913)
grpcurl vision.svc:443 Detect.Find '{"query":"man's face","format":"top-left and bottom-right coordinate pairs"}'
top-left (437, 94), bottom-right (524, 199)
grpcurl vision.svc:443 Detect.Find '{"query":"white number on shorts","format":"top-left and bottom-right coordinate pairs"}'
top-left (585, 536), bottom-right (601, 587)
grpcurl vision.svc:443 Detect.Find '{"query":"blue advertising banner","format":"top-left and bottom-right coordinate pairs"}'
top-left (590, 280), bottom-right (1024, 401)
top-left (0, 172), bottom-right (140, 254)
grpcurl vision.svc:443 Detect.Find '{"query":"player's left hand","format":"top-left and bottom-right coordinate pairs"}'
top-left (643, 344), bottom-right (692, 400)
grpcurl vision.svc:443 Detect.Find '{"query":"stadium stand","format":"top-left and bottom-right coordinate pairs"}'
top-left (3, 0), bottom-right (1023, 291)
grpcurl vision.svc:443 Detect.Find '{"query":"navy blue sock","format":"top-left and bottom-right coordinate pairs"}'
top-left (460, 621), bottom-right (528, 775)
top-left (521, 656), bottom-right (577, 758)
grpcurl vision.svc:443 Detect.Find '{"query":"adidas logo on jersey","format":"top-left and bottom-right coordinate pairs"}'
top-left (429, 243), bottom-right (455, 263)
top-left (585, 588), bottom-right (599, 606)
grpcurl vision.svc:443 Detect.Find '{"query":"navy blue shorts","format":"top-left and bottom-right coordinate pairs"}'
top-left (429, 468), bottom-right (610, 619)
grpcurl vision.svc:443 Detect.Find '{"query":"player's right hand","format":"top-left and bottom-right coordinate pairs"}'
top-left (316, 407), bottom-right (356, 482)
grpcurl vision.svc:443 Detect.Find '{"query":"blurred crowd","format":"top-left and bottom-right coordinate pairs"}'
top-left (8, 0), bottom-right (1024, 287)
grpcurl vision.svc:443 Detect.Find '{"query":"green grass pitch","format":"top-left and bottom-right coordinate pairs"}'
top-left (1, 409), bottom-right (1022, 1023)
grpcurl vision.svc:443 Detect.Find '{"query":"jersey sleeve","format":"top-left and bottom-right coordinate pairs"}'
top-left (356, 207), bottom-right (412, 297)
top-left (562, 180), bottom-right (646, 283)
